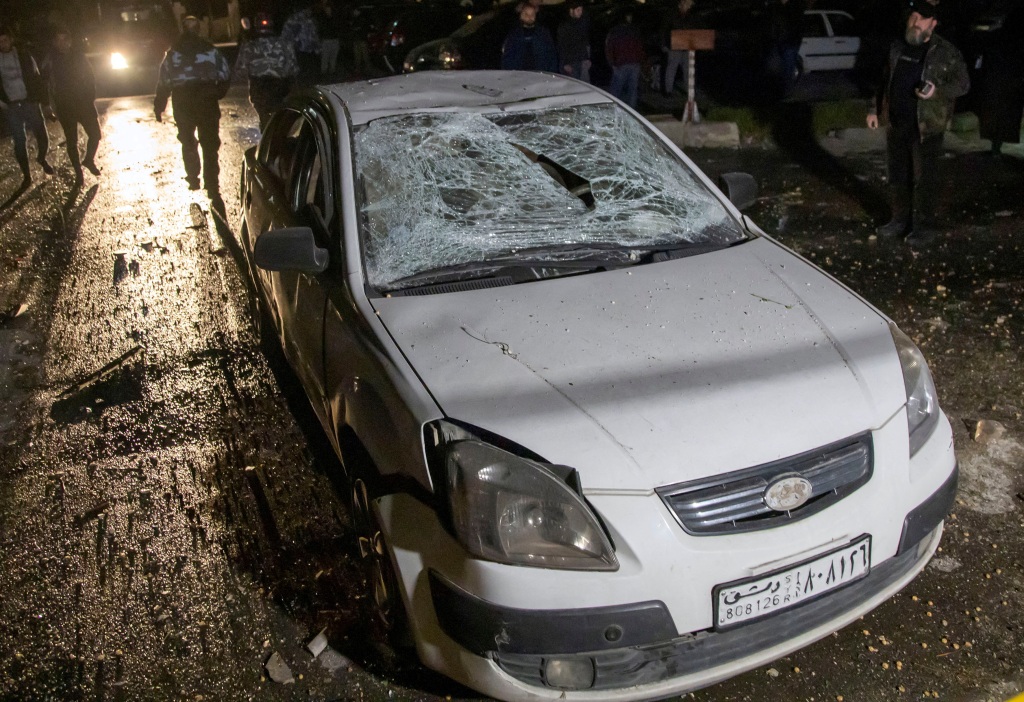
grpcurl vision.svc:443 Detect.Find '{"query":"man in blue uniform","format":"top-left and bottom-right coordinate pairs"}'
top-left (154, 16), bottom-right (231, 194)
top-left (235, 13), bottom-right (299, 130)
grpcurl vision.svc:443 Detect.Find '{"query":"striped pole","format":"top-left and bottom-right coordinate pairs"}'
top-left (684, 49), bottom-right (700, 123)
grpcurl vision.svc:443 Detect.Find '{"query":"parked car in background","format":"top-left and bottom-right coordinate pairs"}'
top-left (402, 2), bottom-right (562, 73)
top-left (83, 0), bottom-right (176, 96)
top-left (799, 9), bottom-right (861, 74)
top-left (361, 2), bottom-right (471, 74)
top-left (239, 70), bottom-right (958, 702)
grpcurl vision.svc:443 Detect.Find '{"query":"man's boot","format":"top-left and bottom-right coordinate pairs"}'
top-left (876, 188), bottom-right (910, 238)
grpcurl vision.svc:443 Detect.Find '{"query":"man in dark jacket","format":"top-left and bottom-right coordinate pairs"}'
top-left (0, 27), bottom-right (53, 188)
top-left (154, 16), bottom-right (231, 194)
top-left (501, 2), bottom-right (558, 73)
top-left (866, 0), bottom-right (968, 246)
top-left (43, 29), bottom-right (100, 185)
top-left (606, 12), bottom-right (644, 108)
top-left (557, 0), bottom-right (590, 82)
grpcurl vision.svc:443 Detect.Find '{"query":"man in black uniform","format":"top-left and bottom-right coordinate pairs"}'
top-left (154, 16), bottom-right (231, 194)
top-left (867, 0), bottom-right (968, 246)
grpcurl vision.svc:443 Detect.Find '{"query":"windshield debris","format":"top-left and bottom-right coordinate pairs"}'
top-left (354, 103), bottom-right (746, 290)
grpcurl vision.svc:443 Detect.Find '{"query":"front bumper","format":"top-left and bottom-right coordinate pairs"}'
top-left (429, 466), bottom-right (956, 694)
top-left (377, 424), bottom-right (957, 701)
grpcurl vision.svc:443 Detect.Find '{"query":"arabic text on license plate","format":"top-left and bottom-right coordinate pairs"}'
top-left (715, 536), bottom-right (871, 628)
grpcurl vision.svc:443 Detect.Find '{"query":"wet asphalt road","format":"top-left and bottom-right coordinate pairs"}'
top-left (0, 88), bottom-right (1022, 702)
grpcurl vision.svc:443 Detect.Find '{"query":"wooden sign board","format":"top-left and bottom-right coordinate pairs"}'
top-left (670, 29), bottom-right (715, 51)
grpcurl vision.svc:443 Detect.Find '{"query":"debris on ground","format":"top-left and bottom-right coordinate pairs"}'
top-left (264, 652), bottom-right (295, 684)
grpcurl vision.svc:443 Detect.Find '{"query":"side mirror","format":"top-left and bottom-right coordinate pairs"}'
top-left (718, 172), bottom-right (758, 211)
top-left (253, 227), bottom-right (329, 273)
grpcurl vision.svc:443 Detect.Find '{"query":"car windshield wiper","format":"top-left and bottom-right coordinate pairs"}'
top-left (645, 239), bottom-right (749, 262)
top-left (381, 259), bottom-right (611, 293)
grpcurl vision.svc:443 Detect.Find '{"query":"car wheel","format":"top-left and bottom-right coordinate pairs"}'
top-left (351, 477), bottom-right (412, 648)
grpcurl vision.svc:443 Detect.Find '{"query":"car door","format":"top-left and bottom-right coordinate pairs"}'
top-left (248, 107), bottom-right (334, 416)
top-left (273, 110), bottom-right (335, 412)
top-left (799, 11), bottom-right (832, 73)
top-left (822, 11), bottom-right (860, 71)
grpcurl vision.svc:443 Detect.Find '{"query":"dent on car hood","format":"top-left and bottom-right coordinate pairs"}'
top-left (372, 239), bottom-right (907, 492)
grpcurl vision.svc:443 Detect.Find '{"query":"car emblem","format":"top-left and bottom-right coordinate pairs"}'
top-left (763, 474), bottom-right (813, 512)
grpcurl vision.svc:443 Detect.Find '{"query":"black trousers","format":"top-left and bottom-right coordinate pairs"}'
top-left (55, 103), bottom-right (101, 172)
top-left (172, 95), bottom-right (221, 188)
top-left (886, 126), bottom-right (943, 228)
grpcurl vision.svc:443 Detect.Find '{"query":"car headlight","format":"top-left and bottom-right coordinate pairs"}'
top-left (431, 422), bottom-right (617, 571)
top-left (111, 52), bottom-right (129, 70)
top-left (889, 323), bottom-right (940, 456)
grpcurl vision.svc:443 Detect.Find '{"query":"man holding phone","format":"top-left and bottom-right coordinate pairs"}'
top-left (867, 0), bottom-right (968, 246)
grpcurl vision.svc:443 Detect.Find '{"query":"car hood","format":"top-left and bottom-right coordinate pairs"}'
top-left (372, 238), bottom-right (907, 491)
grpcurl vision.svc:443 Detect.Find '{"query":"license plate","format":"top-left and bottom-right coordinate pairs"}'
top-left (714, 535), bottom-right (871, 629)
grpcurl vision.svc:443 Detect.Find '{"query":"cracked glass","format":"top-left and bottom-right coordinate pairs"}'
top-left (354, 103), bottom-right (746, 290)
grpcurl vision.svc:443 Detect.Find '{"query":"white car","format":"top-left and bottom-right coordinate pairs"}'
top-left (240, 70), bottom-right (957, 701)
top-left (801, 9), bottom-right (861, 72)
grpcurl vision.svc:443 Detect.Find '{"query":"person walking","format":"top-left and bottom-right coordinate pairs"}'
top-left (661, 0), bottom-right (696, 96)
top-left (154, 16), bottom-right (231, 194)
top-left (0, 26), bottom-right (54, 188)
top-left (866, 0), bottom-right (968, 246)
top-left (234, 12), bottom-right (299, 130)
top-left (43, 28), bottom-right (101, 185)
top-left (557, 0), bottom-right (590, 83)
top-left (281, 2), bottom-right (321, 84)
top-left (501, 2), bottom-right (557, 73)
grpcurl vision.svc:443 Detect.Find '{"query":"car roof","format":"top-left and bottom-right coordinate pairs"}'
top-left (322, 70), bottom-right (610, 126)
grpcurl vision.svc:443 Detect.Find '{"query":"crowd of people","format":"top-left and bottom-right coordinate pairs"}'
top-left (0, 0), bottom-right (1020, 237)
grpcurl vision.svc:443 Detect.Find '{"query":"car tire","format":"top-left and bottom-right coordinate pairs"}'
top-left (350, 476), bottom-right (414, 651)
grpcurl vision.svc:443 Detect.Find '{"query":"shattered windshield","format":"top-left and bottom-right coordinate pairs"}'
top-left (354, 103), bottom-right (747, 290)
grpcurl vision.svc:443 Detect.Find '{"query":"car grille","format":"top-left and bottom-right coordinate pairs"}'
top-left (657, 433), bottom-right (873, 535)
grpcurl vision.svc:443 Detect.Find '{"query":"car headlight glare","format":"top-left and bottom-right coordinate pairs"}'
top-left (445, 439), bottom-right (617, 570)
top-left (889, 324), bottom-right (940, 456)
top-left (111, 52), bottom-right (129, 70)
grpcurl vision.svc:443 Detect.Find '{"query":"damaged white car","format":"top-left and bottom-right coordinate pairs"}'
top-left (239, 71), bottom-right (957, 701)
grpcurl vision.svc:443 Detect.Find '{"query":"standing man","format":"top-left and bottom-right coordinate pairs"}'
top-left (768, 0), bottom-right (806, 97)
top-left (0, 27), bottom-right (54, 188)
top-left (501, 2), bottom-right (557, 73)
top-left (867, 0), bottom-right (968, 246)
top-left (661, 0), bottom-right (696, 96)
top-left (316, 1), bottom-right (342, 78)
top-left (154, 16), bottom-right (231, 194)
top-left (282, 2), bottom-right (321, 84)
top-left (234, 12), bottom-right (299, 130)
top-left (605, 11), bottom-right (644, 109)
top-left (43, 28), bottom-right (101, 185)
top-left (557, 0), bottom-right (590, 83)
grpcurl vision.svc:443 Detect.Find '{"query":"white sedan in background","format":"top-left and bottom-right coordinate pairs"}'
top-left (239, 70), bottom-right (957, 701)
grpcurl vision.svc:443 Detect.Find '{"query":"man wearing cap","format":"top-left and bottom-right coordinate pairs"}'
top-left (0, 26), bottom-right (54, 188)
top-left (154, 15), bottom-right (231, 194)
top-left (867, 0), bottom-right (968, 246)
